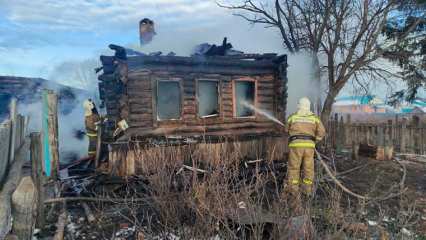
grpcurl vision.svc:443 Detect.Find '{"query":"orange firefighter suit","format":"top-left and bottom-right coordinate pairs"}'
top-left (286, 100), bottom-right (326, 196)
top-left (84, 100), bottom-right (100, 157)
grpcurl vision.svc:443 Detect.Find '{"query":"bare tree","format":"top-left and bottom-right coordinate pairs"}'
top-left (219, 0), bottom-right (424, 125)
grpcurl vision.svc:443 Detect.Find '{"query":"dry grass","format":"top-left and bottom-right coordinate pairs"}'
top-left (88, 141), bottom-right (421, 239)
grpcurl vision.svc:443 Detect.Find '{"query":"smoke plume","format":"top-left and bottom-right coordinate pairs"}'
top-left (286, 52), bottom-right (322, 115)
top-left (18, 89), bottom-right (88, 163)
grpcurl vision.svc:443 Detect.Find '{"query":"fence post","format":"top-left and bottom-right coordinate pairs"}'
top-left (42, 90), bottom-right (59, 180)
top-left (400, 118), bottom-right (407, 153)
top-left (345, 115), bottom-right (351, 146)
top-left (413, 116), bottom-right (420, 154)
top-left (0, 121), bottom-right (11, 184)
top-left (421, 122), bottom-right (425, 155)
top-left (8, 98), bottom-right (17, 165)
top-left (336, 115), bottom-right (344, 152)
top-left (377, 124), bottom-right (384, 147)
top-left (333, 113), bottom-right (338, 149)
top-left (366, 125), bottom-right (370, 145)
top-left (30, 132), bottom-right (46, 228)
top-left (387, 120), bottom-right (393, 147)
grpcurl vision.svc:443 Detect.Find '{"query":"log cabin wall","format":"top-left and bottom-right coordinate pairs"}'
top-left (108, 137), bottom-right (289, 176)
top-left (98, 54), bottom-right (288, 176)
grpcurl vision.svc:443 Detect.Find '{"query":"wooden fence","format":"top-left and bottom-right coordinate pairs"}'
top-left (327, 114), bottom-right (426, 155)
top-left (0, 99), bottom-right (27, 185)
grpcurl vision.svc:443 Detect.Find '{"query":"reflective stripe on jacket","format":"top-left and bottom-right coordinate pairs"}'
top-left (287, 113), bottom-right (326, 148)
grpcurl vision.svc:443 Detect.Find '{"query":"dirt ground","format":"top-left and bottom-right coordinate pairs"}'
top-left (331, 153), bottom-right (426, 237)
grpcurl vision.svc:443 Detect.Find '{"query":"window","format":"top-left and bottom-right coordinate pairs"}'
top-left (197, 80), bottom-right (219, 117)
top-left (234, 81), bottom-right (256, 117)
top-left (157, 81), bottom-right (181, 120)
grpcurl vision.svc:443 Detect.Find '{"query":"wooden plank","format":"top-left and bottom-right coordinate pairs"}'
top-left (126, 151), bottom-right (135, 176)
top-left (414, 117), bottom-right (421, 154)
top-left (183, 100), bottom-right (195, 107)
top-left (11, 176), bottom-right (37, 240)
top-left (222, 96), bottom-right (233, 102)
top-left (127, 80), bottom-right (152, 90)
top-left (129, 98), bottom-right (152, 106)
top-left (400, 118), bottom-right (407, 152)
top-left (127, 89), bottom-right (152, 96)
top-left (0, 121), bottom-right (11, 184)
top-left (183, 96), bottom-right (196, 101)
top-left (130, 106), bottom-right (153, 114)
top-left (258, 99), bottom-right (274, 105)
top-left (53, 202), bottom-right (67, 240)
top-left (0, 141), bottom-right (28, 239)
top-left (129, 121), bottom-right (153, 128)
top-left (8, 98), bottom-right (17, 165)
top-left (30, 132), bottom-right (46, 228)
top-left (126, 55), bottom-right (278, 69)
top-left (129, 113), bottom-right (153, 120)
top-left (257, 85), bottom-right (275, 91)
top-left (421, 123), bottom-right (425, 155)
top-left (46, 91), bottom-right (59, 180)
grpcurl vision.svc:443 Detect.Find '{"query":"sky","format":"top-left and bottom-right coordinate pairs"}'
top-left (0, 0), bottom-right (285, 82)
top-left (0, 0), bottom-right (422, 101)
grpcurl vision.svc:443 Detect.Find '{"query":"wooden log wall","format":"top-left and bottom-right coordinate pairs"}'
top-left (328, 114), bottom-right (426, 154)
top-left (123, 71), bottom-right (282, 134)
top-left (107, 136), bottom-right (288, 176)
top-left (98, 55), bottom-right (288, 139)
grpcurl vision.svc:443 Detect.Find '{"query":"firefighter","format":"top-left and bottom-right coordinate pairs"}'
top-left (286, 97), bottom-right (326, 200)
top-left (83, 99), bottom-right (100, 158)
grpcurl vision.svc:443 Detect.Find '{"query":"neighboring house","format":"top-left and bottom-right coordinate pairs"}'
top-left (333, 95), bottom-right (392, 114)
top-left (394, 98), bottom-right (426, 114)
top-left (411, 106), bottom-right (426, 114)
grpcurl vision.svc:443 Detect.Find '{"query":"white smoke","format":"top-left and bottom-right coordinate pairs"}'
top-left (286, 52), bottom-right (321, 115)
top-left (17, 88), bottom-right (90, 164)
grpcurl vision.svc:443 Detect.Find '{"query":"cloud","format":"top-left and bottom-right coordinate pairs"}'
top-left (0, 0), bottom-right (225, 31)
top-left (0, 0), bottom-right (288, 83)
top-left (0, 0), bottom-right (231, 50)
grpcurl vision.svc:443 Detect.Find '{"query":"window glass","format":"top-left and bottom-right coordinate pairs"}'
top-left (157, 81), bottom-right (181, 120)
top-left (235, 81), bottom-right (255, 117)
top-left (198, 80), bottom-right (219, 117)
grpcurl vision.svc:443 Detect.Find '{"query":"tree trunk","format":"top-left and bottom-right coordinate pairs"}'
top-left (311, 52), bottom-right (322, 115)
top-left (321, 88), bottom-right (338, 129)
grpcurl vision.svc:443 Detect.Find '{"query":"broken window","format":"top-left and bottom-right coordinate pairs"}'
top-left (197, 80), bottom-right (219, 117)
top-left (157, 81), bottom-right (181, 120)
top-left (235, 81), bottom-right (255, 117)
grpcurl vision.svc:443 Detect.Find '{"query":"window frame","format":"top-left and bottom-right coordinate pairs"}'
top-left (155, 78), bottom-right (183, 121)
top-left (196, 79), bottom-right (221, 119)
top-left (232, 78), bottom-right (257, 119)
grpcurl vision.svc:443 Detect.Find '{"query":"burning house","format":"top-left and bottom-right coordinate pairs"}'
top-left (98, 48), bottom-right (288, 176)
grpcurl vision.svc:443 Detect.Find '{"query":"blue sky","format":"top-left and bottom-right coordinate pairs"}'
top-left (0, 0), bottom-right (285, 84)
top-left (0, 0), bottom-right (422, 101)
